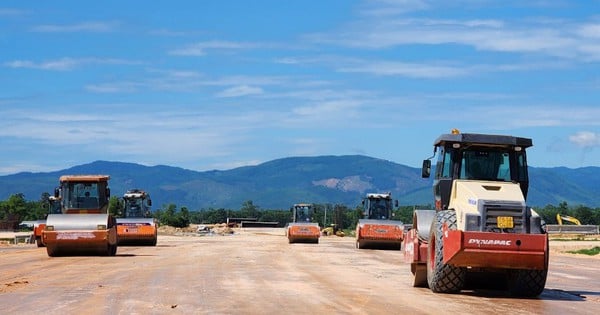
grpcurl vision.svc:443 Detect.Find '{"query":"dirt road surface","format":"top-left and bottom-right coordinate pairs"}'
top-left (1, 228), bottom-right (599, 315)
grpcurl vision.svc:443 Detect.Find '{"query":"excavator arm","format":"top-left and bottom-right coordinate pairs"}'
top-left (556, 213), bottom-right (581, 225)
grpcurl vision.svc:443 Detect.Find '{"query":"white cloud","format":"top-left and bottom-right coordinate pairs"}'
top-left (169, 40), bottom-right (256, 56)
top-left (292, 99), bottom-right (362, 120)
top-left (85, 82), bottom-right (141, 93)
top-left (577, 23), bottom-right (600, 38)
top-left (306, 16), bottom-right (599, 61)
top-left (4, 57), bottom-right (141, 71)
top-left (5, 59), bottom-right (79, 71)
top-left (338, 60), bottom-right (469, 78)
top-left (31, 21), bottom-right (118, 32)
top-left (215, 85), bottom-right (264, 98)
top-left (569, 131), bottom-right (600, 148)
top-left (208, 160), bottom-right (262, 170)
top-left (84, 71), bottom-right (287, 94)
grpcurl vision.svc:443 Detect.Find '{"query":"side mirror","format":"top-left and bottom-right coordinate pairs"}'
top-left (106, 187), bottom-right (111, 198)
top-left (422, 160), bottom-right (431, 178)
top-left (54, 187), bottom-right (60, 198)
top-left (147, 199), bottom-right (152, 206)
top-left (395, 200), bottom-right (399, 207)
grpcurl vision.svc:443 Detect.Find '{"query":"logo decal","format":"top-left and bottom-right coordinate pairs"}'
top-left (468, 238), bottom-right (512, 246)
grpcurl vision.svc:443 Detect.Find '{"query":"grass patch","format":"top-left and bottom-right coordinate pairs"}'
top-left (567, 246), bottom-right (600, 256)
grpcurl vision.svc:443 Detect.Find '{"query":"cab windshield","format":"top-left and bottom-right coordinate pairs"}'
top-left (369, 198), bottom-right (391, 220)
top-left (125, 198), bottom-right (144, 218)
top-left (63, 182), bottom-right (101, 209)
top-left (459, 149), bottom-right (511, 181)
top-left (295, 206), bottom-right (311, 222)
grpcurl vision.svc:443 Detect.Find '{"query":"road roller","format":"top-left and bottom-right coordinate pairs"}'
top-left (42, 175), bottom-right (118, 256)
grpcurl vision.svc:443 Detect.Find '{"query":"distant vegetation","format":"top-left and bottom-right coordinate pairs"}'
top-left (2, 157), bottom-right (600, 211)
top-left (1, 193), bottom-right (599, 230)
top-left (567, 247), bottom-right (600, 256)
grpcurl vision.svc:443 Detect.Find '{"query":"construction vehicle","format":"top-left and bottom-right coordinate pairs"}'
top-left (42, 175), bottom-right (118, 256)
top-left (556, 214), bottom-right (581, 225)
top-left (404, 129), bottom-right (548, 297)
top-left (32, 196), bottom-right (62, 247)
top-left (322, 224), bottom-right (345, 237)
top-left (355, 193), bottom-right (404, 250)
top-left (285, 203), bottom-right (320, 244)
top-left (116, 189), bottom-right (158, 246)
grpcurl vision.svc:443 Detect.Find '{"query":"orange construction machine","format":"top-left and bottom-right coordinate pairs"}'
top-left (32, 196), bottom-right (62, 247)
top-left (355, 193), bottom-right (404, 250)
top-left (404, 129), bottom-right (548, 297)
top-left (116, 189), bottom-right (158, 246)
top-left (285, 203), bottom-right (320, 244)
top-left (42, 175), bottom-right (118, 256)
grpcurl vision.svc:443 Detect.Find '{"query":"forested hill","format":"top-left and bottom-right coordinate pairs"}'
top-left (0, 156), bottom-right (598, 209)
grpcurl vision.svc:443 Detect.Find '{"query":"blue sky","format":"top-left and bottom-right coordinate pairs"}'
top-left (1, 0), bottom-right (599, 175)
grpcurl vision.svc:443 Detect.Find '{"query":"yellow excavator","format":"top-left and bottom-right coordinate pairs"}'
top-left (556, 214), bottom-right (581, 225)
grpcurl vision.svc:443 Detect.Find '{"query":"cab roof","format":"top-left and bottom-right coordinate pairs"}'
top-left (59, 175), bottom-right (110, 182)
top-left (293, 203), bottom-right (312, 207)
top-left (434, 133), bottom-right (532, 148)
top-left (366, 193), bottom-right (392, 199)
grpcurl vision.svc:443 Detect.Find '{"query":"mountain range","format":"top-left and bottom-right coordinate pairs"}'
top-left (0, 155), bottom-right (598, 210)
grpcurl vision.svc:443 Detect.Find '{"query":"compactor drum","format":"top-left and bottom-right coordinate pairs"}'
top-left (355, 193), bottom-right (404, 250)
top-left (116, 189), bottom-right (158, 246)
top-left (42, 175), bottom-right (117, 256)
top-left (404, 129), bottom-right (548, 297)
top-left (286, 203), bottom-right (320, 244)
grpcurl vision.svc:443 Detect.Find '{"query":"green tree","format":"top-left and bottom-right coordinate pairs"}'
top-left (239, 200), bottom-right (260, 218)
top-left (156, 203), bottom-right (190, 228)
top-left (204, 208), bottom-right (228, 224)
top-left (108, 196), bottom-right (123, 217)
top-left (572, 205), bottom-right (595, 225)
top-left (259, 209), bottom-right (290, 227)
top-left (0, 193), bottom-right (28, 220)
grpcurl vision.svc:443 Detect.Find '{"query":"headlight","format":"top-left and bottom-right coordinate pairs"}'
top-left (45, 225), bottom-right (54, 231)
top-left (97, 224), bottom-right (107, 230)
top-left (465, 214), bottom-right (481, 231)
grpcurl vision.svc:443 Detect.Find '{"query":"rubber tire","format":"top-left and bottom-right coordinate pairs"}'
top-left (507, 238), bottom-right (549, 297)
top-left (427, 210), bottom-right (466, 293)
top-left (108, 243), bottom-right (117, 256)
top-left (36, 237), bottom-right (45, 248)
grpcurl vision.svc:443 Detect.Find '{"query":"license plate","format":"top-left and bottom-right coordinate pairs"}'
top-left (497, 216), bottom-right (514, 228)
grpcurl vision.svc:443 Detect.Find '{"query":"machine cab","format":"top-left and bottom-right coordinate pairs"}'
top-left (422, 130), bottom-right (531, 211)
top-left (55, 175), bottom-right (111, 214)
top-left (362, 193), bottom-right (398, 220)
top-left (123, 189), bottom-right (152, 218)
top-left (48, 196), bottom-right (62, 215)
top-left (291, 203), bottom-right (313, 223)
